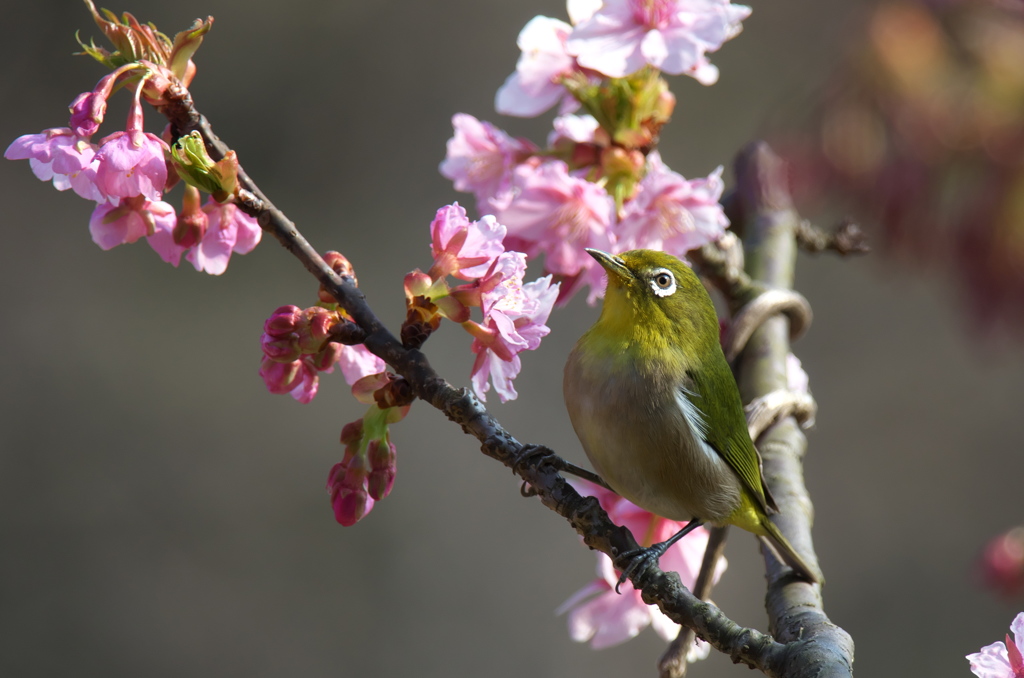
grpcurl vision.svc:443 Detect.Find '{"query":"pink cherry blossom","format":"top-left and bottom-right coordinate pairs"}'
top-left (467, 257), bottom-right (558, 402)
top-left (968, 612), bottom-right (1024, 678)
top-left (337, 344), bottom-right (386, 385)
top-left (565, 0), bottom-right (752, 82)
top-left (93, 83), bottom-right (169, 202)
top-left (5, 128), bottom-right (104, 202)
top-left (495, 16), bottom-right (581, 118)
top-left (557, 480), bottom-right (726, 652)
top-left (428, 203), bottom-right (507, 280)
top-left (496, 159), bottom-right (615, 296)
top-left (547, 113), bottom-right (601, 147)
top-left (184, 200), bottom-right (262, 275)
top-left (93, 129), bottom-right (168, 202)
top-left (89, 195), bottom-right (176, 252)
top-left (618, 152), bottom-right (728, 256)
top-left (440, 114), bottom-right (535, 213)
top-left (568, 0), bottom-right (603, 24)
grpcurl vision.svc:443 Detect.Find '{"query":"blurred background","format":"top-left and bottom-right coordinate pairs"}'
top-left (2, 1), bottom-right (1023, 676)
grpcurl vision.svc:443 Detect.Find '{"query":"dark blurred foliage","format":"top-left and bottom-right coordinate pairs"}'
top-left (778, 0), bottom-right (1024, 337)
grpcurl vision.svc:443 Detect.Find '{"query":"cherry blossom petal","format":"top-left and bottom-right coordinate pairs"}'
top-left (338, 345), bottom-right (386, 385)
top-left (495, 16), bottom-right (578, 118)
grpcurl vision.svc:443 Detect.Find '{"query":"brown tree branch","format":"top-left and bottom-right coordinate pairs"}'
top-left (732, 142), bottom-right (856, 676)
top-left (795, 218), bottom-right (870, 256)
top-left (160, 85), bottom-right (851, 676)
top-left (659, 525), bottom-right (730, 678)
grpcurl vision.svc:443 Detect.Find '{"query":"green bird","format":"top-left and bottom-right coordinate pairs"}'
top-left (563, 248), bottom-right (821, 586)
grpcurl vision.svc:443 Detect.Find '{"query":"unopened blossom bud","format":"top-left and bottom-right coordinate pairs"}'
top-left (979, 527), bottom-right (1024, 598)
top-left (69, 92), bottom-right (102, 138)
top-left (367, 439), bottom-right (397, 501)
top-left (264, 305), bottom-right (302, 338)
top-left (324, 251), bottom-right (356, 281)
top-left (308, 342), bottom-right (343, 372)
top-left (173, 185), bottom-right (208, 248)
top-left (319, 251), bottom-right (357, 302)
top-left (307, 308), bottom-right (336, 343)
top-left (327, 458), bottom-right (374, 527)
top-left (258, 356), bottom-right (303, 394)
top-left (333, 485), bottom-right (372, 527)
top-left (340, 419), bottom-right (364, 447)
top-left (328, 452), bottom-right (374, 526)
top-left (261, 333), bottom-right (301, 363)
top-left (295, 307), bottom-right (340, 354)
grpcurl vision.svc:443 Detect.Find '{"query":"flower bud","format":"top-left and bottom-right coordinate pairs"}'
top-left (258, 357), bottom-right (303, 394)
top-left (367, 439), bottom-right (397, 501)
top-left (173, 185), bottom-right (209, 247)
top-left (261, 333), bottom-right (301, 363)
top-left (69, 92), bottom-right (103, 138)
top-left (308, 341), bottom-right (343, 371)
top-left (264, 305), bottom-right (302, 338)
top-left (340, 419), bottom-right (364, 447)
top-left (307, 307), bottom-right (336, 343)
top-left (319, 251), bottom-right (357, 302)
top-left (332, 485), bottom-right (373, 527)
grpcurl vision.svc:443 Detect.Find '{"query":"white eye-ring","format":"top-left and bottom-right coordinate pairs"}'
top-left (649, 268), bottom-right (676, 297)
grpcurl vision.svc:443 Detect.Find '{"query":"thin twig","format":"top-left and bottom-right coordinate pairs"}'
top-left (795, 218), bottom-right (870, 255)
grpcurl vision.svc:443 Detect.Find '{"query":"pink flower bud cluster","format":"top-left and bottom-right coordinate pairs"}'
top-left (404, 204), bottom-right (559, 402)
top-left (327, 410), bottom-right (403, 526)
top-left (5, 10), bottom-right (259, 275)
top-left (556, 480), bottom-right (726, 655)
top-left (258, 305), bottom-right (385, 404)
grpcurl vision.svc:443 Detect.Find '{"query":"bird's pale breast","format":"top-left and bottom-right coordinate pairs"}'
top-left (563, 344), bottom-right (743, 524)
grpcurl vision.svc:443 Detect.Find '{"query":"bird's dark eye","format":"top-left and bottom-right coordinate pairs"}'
top-left (648, 268), bottom-right (677, 297)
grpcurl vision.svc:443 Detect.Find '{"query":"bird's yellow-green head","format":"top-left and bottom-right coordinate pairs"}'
top-left (586, 249), bottom-right (720, 357)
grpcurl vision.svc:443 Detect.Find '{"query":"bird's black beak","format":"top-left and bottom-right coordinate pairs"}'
top-left (586, 249), bottom-right (633, 282)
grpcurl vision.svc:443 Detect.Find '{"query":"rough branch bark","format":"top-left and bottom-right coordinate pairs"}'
top-left (160, 84), bottom-right (854, 677)
top-left (733, 142), bottom-right (856, 676)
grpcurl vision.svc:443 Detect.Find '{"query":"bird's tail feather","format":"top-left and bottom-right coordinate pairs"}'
top-left (758, 518), bottom-right (823, 585)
